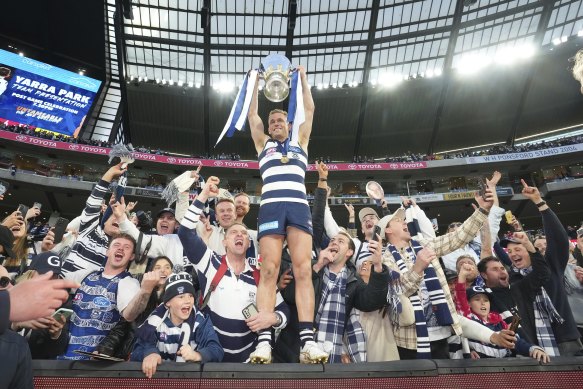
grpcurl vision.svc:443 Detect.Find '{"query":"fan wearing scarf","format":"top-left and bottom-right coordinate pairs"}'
top-left (378, 183), bottom-right (516, 360)
top-left (277, 230), bottom-right (389, 363)
top-left (247, 65), bottom-right (328, 363)
top-left (507, 179), bottom-right (582, 356)
top-left (177, 176), bottom-right (290, 363)
top-left (131, 272), bottom-right (223, 379)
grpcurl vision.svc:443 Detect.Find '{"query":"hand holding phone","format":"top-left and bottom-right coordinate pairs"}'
top-left (372, 225), bottom-right (381, 242)
top-left (52, 308), bottom-right (74, 321)
top-left (242, 303), bottom-right (258, 319)
top-left (51, 217), bottom-right (70, 244)
top-left (509, 314), bottom-right (521, 332)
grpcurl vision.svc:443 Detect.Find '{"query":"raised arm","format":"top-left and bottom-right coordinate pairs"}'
top-left (247, 74), bottom-right (268, 154)
top-left (297, 66), bottom-right (315, 150)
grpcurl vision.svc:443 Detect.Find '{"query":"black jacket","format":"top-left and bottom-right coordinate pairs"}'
top-left (273, 263), bottom-right (389, 363)
top-left (489, 250), bottom-right (550, 345)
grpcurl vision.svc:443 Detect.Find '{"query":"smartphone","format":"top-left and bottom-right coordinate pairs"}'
top-left (52, 217), bottom-right (70, 244)
top-left (372, 225), bottom-right (382, 242)
top-left (242, 303), bottom-right (258, 319)
top-left (17, 204), bottom-right (29, 218)
top-left (477, 179), bottom-right (487, 200)
top-left (505, 210), bottom-right (513, 225)
top-left (509, 314), bottom-right (521, 332)
top-left (0, 180), bottom-right (9, 196)
top-left (33, 202), bottom-right (42, 210)
top-left (52, 308), bottom-right (74, 320)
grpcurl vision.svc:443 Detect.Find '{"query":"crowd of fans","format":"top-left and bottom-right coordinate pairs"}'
top-left (1, 157), bottom-right (583, 387)
top-left (3, 122), bottom-right (582, 165)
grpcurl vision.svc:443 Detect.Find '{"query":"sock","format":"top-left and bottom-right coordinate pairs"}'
top-left (257, 329), bottom-right (272, 345)
top-left (298, 322), bottom-right (314, 347)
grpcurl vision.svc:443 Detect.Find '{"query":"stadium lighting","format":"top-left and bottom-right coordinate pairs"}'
top-left (177, 80), bottom-right (184, 87)
top-left (561, 35), bottom-right (568, 43)
top-left (323, 83), bottom-right (329, 89)
top-left (456, 54), bottom-right (490, 75)
top-left (434, 68), bottom-right (443, 76)
top-left (553, 37), bottom-right (562, 46)
top-left (137, 76), bottom-right (142, 82)
top-left (156, 78), bottom-right (161, 84)
top-left (332, 82), bottom-right (338, 88)
top-left (144, 76), bottom-right (148, 82)
top-left (378, 72), bottom-right (403, 88)
top-left (426, 69), bottom-right (435, 78)
top-left (316, 83), bottom-right (323, 90)
top-left (215, 81), bottom-right (234, 93)
top-left (169, 79), bottom-right (174, 85)
top-left (162, 79), bottom-right (167, 85)
top-left (578, 30), bottom-right (583, 37)
top-left (188, 81), bottom-right (193, 88)
top-left (18, 52), bottom-right (24, 57)
top-left (195, 82), bottom-right (201, 88)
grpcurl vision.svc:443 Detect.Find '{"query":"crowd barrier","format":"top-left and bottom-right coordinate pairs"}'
top-left (32, 357), bottom-right (583, 388)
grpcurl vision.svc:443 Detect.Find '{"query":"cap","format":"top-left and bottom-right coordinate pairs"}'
top-left (358, 207), bottom-right (379, 223)
top-left (216, 188), bottom-right (234, 205)
top-left (466, 285), bottom-right (491, 301)
top-left (156, 207), bottom-right (176, 219)
top-left (376, 208), bottom-right (406, 233)
top-left (29, 251), bottom-right (62, 275)
top-left (0, 225), bottom-right (16, 259)
top-left (164, 272), bottom-right (196, 303)
top-left (499, 237), bottom-right (522, 248)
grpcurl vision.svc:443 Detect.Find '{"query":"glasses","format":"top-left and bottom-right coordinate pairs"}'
top-left (0, 276), bottom-right (13, 289)
top-left (448, 222), bottom-right (462, 229)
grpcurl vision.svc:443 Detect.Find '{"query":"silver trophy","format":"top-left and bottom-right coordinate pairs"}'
top-left (259, 54), bottom-right (294, 102)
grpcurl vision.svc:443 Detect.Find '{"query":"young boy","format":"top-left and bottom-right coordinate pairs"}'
top-left (458, 286), bottom-right (549, 363)
top-left (131, 272), bottom-right (223, 378)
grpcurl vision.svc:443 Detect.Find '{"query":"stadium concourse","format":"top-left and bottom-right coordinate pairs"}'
top-left (2, 0), bottom-right (583, 388)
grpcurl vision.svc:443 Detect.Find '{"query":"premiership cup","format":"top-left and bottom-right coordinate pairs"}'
top-left (260, 54), bottom-right (293, 102)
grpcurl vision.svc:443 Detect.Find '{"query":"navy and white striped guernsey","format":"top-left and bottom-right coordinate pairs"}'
top-left (258, 139), bottom-right (308, 206)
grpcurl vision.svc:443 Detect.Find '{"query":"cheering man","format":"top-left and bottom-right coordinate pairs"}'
top-left (247, 65), bottom-right (327, 363)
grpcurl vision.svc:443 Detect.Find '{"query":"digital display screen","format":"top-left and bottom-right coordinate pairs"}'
top-left (0, 49), bottom-right (102, 136)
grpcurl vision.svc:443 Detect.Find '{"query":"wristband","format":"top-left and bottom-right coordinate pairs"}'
top-left (478, 207), bottom-right (489, 216)
top-left (535, 200), bottom-right (546, 208)
top-left (319, 178), bottom-right (327, 182)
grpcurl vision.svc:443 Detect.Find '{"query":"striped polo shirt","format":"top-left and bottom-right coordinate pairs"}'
top-left (258, 139), bottom-right (308, 206)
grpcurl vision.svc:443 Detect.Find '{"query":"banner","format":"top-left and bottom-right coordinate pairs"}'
top-left (2, 128), bottom-right (581, 172)
top-left (0, 49), bottom-right (101, 136)
top-left (442, 187), bottom-right (514, 201)
top-left (466, 143), bottom-right (583, 164)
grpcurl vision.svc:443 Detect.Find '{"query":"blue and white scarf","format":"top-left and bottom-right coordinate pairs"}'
top-left (135, 303), bottom-right (205, 362)
top-left (388, 240), bottom-right (453, 359)
top-left (315, 267), bottom-right (366, 363)
top-left (513, 266), bottom-right (563, 356)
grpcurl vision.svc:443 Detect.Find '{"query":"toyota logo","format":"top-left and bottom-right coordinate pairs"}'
top-left (389, 163), bottom-right (398, 169)
top-left (348, 164), bottom-right (357, 170)
top-left (15, 135), bottom-right (27, 141)
top-left (166, 157), bottom-right (176, 164)
top-left (214, 161), bottom-right (224, 167)
top-left (69, 144), bottom-right (79, 150)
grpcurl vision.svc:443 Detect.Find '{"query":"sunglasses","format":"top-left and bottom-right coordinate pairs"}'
top-left (0, 276), bottom-right (14, 288)
top-left (448, 222), bottom-right (462, 229)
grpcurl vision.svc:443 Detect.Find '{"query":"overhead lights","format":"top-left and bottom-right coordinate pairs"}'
top-left (188, 81), bottom-right (193, 88)
top-left (177, 80), bottom-right (184, 87)
top-left (18, 52), bottom-right (24, 57)
top-left (144, 76), bottom-right (148, 82)
top-left (214, 80), bottom-right (234, 93)
top-left (578, 30), bottom-right (583, 37)
top-left (162, 78), bottom-right (167, 85)
top-left (316, 83), bottom-right (323, 90)
top-left (195, 82), bottom-right (201, 88)
top-left (456, 54), bottom-right (491, 75)
top-left (434, 68), bottom-right (443, 76)
top-left (156, 78), bottom-right (161, 84)
top-left (378, 72), bottom-right (402, 88)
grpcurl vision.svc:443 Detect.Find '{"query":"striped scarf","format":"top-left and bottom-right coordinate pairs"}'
top-left (135, 303), bottom-right (205, 362)
top-left (315, 267), bottom-right (366, 363)
top-left (513, 266), bottom-right (563, 356)
top-left (388, 240), bottom-right (453, 359)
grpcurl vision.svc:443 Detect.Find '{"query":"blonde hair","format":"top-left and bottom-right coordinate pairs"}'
top-left (2, 227), bottom-right (29, 268)
top-left (572, 49), bottom-right (583, 81)
top-left (268, 109), bottom-right (288, 119)
top-left (16, 269), bottom-right (37, 284)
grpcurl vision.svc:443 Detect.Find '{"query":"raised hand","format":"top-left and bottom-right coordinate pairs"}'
top-left (520, 179), bottom-right (543, 204)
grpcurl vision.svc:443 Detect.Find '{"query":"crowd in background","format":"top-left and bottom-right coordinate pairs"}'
top-left (1, 155), bottom-right (583, 387)
top-left (2, 122), bottom-right (582, 165)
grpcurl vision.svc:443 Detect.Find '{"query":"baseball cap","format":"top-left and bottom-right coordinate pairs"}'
top-left (156, 207), bottom-right (176, 219)
top-left (0, 225), bottom-right (16, 259)
top-left (216, 188), bottom-right (234, 205)
top-left (499, 236), bottom-right (522, 248)
top-left (466, 286), bottom-right (491, 301)
top-left (358, 207), bottom-right (379, 223)
top-left (29, 251), bottom-right (62, 275)
top-left (376, 208), bottom-right (406, 233)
